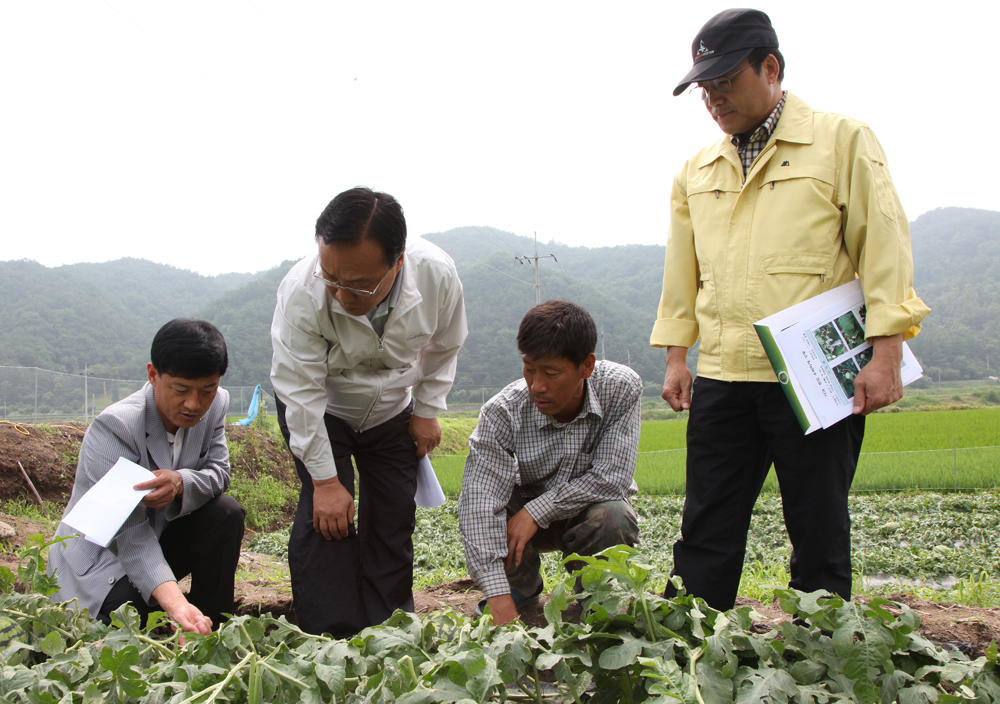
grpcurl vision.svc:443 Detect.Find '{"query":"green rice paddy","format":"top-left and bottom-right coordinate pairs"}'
top-left (431, 407), bottom-right (1000, 496)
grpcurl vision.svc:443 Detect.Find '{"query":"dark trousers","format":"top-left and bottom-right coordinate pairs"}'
top-left (504, 489), bottom-right (639, 596)
top-left (98, 494), bottom-right (245, 627)
top-left (275, 395), bottom-right (419, 639)
top-left (664, 377), bottom-right (865, 611)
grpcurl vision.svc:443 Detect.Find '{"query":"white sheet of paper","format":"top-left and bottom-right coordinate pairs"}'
top-left (414, 455), bottom-right (446, 508)
top-left (62, 457), bottom-right (154, 547)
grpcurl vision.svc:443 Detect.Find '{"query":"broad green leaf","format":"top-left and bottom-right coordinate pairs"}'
top-left (736, 668), bottom-right (798, 704)
top-left (38, 632), bottom-right (65, 658)
top-left (790, 659), bottom-right (827, 685)
top-left (695, 659), bottom-right (734, 704)
top-left (598, 633), bottom-right (646, 670)
top-left (897, 683), bottom-right (939, 704)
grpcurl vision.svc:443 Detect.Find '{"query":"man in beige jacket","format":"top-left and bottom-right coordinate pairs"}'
top-left (650, 9), bottom-right (929, 610)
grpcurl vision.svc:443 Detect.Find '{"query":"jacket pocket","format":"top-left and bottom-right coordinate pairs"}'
top-left (694, 261), bottom-right (722, 360)
top-left (869, 158), bottom-right (897, 221)
top-left (59, 538), bottom-right (107, 577)
top-left (756, 164), bottom-right (835, 189)
top-left (753, 254), bottom-right (833, 340)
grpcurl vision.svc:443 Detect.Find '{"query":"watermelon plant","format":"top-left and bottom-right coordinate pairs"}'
top-left (2, 539), bottom-right (999, 702)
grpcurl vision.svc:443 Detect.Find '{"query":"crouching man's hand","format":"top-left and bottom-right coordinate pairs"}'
top-left (152, 581), bottom-right (212, 638)
top-left (484, 594), bottom-right (520, 626)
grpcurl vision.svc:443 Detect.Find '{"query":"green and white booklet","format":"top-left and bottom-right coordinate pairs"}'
top-left (754, 280), bottom-right (923, 434)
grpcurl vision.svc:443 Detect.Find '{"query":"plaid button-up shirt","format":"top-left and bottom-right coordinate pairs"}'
top-left (732, 90), bottom-right (787, 178)
top-left (457, 360), bottom-right (642, 597)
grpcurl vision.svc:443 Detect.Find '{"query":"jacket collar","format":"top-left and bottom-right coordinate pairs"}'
top-left (143, 383), bottom-right (172, 471)
top-left (696, 91), bottom-right (814, 169)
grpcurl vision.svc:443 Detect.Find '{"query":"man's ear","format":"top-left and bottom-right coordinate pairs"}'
top-left (147, 363), bottom-right (158, 385)
top-left (763, 54), bottom-right (781, 85)
top-left (580, 353), bottom-right (596, 379)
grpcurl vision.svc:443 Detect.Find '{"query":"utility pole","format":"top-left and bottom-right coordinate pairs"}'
top-left (84, 364), bottom-right (88, 423)
top-left (599, 326), bottom-right (608, 360)
top-left (515, 232), bottom-right (556, 305)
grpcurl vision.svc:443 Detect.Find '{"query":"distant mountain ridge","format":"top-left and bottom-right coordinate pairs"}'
top-left (0, 207), bottom-right (996, 404)
top-left (0, 258), bottom-right (263, 379)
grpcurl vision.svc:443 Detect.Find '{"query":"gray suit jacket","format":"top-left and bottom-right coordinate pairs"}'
top-left (48, 383), bottom-right (231, 616)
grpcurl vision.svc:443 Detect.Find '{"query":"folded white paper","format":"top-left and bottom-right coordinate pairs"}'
top-left (62, 457), bottom-right (154, 547)
top-left (414, 455), bottom-right (446, 508)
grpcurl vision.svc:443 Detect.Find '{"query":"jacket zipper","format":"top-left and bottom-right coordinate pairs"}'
top-left (359, 325), bottom-right (386, 431)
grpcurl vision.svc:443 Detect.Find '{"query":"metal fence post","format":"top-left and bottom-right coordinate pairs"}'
top-left (953, 438), bottom-right (958, 491)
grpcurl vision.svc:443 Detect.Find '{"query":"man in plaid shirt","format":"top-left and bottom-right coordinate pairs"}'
top-left (458, 301), bottom-right (642, 625)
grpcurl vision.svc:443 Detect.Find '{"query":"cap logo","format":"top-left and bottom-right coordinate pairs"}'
top-left (695, 40), bottom-right (714, 61)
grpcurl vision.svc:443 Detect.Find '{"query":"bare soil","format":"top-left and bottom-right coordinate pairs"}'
top-left (3, 421), bottom-right (999, 656)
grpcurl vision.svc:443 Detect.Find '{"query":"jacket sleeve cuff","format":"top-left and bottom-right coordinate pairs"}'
top-left (650, 318), bottom-right (699, 349)
top-left (478, 570), bottom-right (512, 599)
top-left (134, 565), bottom-right (178, 607)
top-left (304, 455), bottom-right (338, 482)
top-left (412, 401), bottom-right (440, 419)
top-left (864, 297), bottom-right (931, 341)
top-left (524, 496), bottom-right (561, 530)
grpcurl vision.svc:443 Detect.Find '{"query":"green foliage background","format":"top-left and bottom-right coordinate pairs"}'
top-left (1, 206), bottom-right (997, 394)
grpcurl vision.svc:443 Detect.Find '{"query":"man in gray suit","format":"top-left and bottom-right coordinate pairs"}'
top-left (49, 319), bottom-right (244, 635)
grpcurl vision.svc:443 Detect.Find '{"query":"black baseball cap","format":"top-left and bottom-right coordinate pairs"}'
top-left (673, 9), bottom-right (779, 96)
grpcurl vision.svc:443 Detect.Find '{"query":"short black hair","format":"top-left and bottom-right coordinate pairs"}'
top-left (150, 319), bottom-right (228, 379)
top-left (517, 300), bottom-right (597, 367)
top-left (748, 46), bottom-right (785, 82)
top-left (315, 187), bottom-right (406, 267)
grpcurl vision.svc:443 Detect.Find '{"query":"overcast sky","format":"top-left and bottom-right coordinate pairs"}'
top-left (2, 1), bottom-right (995, 276)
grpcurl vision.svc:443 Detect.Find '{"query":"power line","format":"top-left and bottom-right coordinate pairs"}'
top-left (552, 258), bottom-right (583, 303)
top-left (514, 232), bottom-right (557, 305)
top-left (481, 263), bottom-right (535, 286)
top-left (471, 226), bottom-right (522, 257)
top-left (484, 226), bottom-right (526, 257)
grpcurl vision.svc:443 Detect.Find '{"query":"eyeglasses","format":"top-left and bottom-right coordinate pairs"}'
top-left (689, 61), bottom-right (758, 98)
top-left (312, 260), bottom-right (398, 298)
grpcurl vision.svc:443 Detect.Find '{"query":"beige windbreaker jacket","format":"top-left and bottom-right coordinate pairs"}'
top-left (271, 237), bottom-right (467, 481)
top-left (650, 92), bottom-right (930, 381)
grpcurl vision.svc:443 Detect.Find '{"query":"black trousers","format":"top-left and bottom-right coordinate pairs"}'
top-left (98, 493), bottom-right (245, 627)
top-left (275, 395), bottom-right (419, 639)
top-left (664, 377), bottom-right (865, 611)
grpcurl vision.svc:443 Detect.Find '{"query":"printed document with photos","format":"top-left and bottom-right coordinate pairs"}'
top-left (754, 280), bottom-right (923, 434)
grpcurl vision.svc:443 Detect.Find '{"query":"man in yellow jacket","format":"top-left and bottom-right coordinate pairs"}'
top-left (650, 9), bottom-right (930, 610)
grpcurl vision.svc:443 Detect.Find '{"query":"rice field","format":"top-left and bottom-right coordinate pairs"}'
top-left (431, 407), bottom-right (1000, 496)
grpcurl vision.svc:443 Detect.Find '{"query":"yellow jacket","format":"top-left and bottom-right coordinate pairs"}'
top-left (650, 92), bottom-right (930, 382)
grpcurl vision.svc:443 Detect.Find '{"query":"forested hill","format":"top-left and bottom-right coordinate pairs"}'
top-left (908, 207), bottom-right (1000, 380)
top-left (0, 258), bottom-right (263, 379)
top-left (0, 207), bottom-right (997, 397)
top-left (60, 258), bottom-right (257, 325)
top-left (422, 228), bottom-right (669, 401)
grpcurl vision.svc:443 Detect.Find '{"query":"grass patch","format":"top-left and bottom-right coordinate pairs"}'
top-left (0, 498), bottom-right (61, 523)
top-left (227, 427), bottom-right (298, 531)
top-left (228, 473), bottom-right (297, 532)
top-left (59, 438), bottom-right (81, 470)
